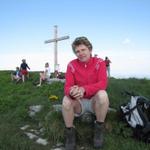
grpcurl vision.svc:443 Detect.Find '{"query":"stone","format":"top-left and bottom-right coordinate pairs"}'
top-left (24, 132), bottom-right (38, 139)
top-left (28, 105), bottom-right (43, 117)
top-left (29, 105), bottom-right (43, 112)
top-left (36, 138), bottom-right (48, 145)
top-left (20, 125), bottom-right (30, 130)
top-left (51, 143), bottom-right (64, 150)
top-left (52, 104), bottom-right (62, 112)
top-left (47, 78), bottom-right (65, 84)
top-left (51, 148), bottom-right (64, 150)
top-left (108, 107), bottom-right (117, 112)
top-left (80, 112), bottom-right (95, 123)
top-left (29, 129), bottom-right (40, 135)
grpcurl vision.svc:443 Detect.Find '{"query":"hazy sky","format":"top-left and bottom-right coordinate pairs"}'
top-left (1, 0), bottom-right (150, 78)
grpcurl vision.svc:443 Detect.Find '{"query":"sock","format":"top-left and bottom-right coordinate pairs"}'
top-left (66, 127), bottom-right (72, 130)
top-left (66, 126), bottom-right (75, 130)
top-left (95, 120), bottom-right (104, 125)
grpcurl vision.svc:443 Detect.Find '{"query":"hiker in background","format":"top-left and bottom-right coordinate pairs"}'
top-left (37, 62), bottom-right (51, 87)
top-left (20, 59), bottom-right (30, 82)
top-left (11, 67), bottom-right (22, 82)
top-left (62, 36), bottom-right (109, 150)
top-left (54, 64), bottom-right (60, 78)
top-left (94, 54), bottom-right (98, 58)
top-left (105, 56), bottom-right (111, 77)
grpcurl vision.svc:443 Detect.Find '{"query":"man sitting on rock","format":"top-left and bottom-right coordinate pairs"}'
top-left (62, 36), bottom-right (109, 150)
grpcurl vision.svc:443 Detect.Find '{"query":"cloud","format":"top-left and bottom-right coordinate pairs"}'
top-left (122, 38), bottom-right (131, 44)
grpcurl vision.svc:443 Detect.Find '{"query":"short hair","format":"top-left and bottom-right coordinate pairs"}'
top-left (72, 36), bottom-right (93, 53)
top-left (45, 62), bottom-right (49, 66)
top-left (22, 59), bottom-right (26, 62)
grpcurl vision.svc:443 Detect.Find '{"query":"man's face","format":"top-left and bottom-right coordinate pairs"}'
top-left (74, 44), bottom-right (92, 62)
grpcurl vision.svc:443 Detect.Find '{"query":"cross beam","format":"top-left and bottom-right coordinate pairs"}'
top-left (44, 25), bottom-right (69, 71)
top-left (45, 36), bottom-right (69, 43)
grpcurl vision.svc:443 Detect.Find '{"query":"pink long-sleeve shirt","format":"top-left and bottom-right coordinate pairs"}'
top-left (64, 57), bottom-right (108, 99)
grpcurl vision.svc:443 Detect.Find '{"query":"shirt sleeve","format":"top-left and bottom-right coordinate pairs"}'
top-left (83, 61), bottom-right (108, 98)
top-left (64, 63), bottom-right (75, 96)
top-left (27, 64), bottom-right (30, 70)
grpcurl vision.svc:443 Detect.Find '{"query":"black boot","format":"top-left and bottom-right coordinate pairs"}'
top-left (65, 127), bottom-right (76, 150)
top-left (93, 121), bottom-right (105, 149)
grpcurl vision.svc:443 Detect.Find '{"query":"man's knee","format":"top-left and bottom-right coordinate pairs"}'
top-left (62, 96), bottom-right (72, 110)
top-left (95, 90), bottom-right (109, 105)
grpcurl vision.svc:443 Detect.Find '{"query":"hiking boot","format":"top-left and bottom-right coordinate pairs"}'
top-left (65, 127), bottom-right (76, 150)
top-left (93, 121), bottom-right (105, 149)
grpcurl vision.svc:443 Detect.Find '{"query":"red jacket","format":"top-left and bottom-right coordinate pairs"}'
top-left (64, 57), bottom-right (108, 98)
top-left (105, 59), bottom-right (111, 67)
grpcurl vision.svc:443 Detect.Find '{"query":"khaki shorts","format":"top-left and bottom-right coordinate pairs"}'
top-left (75, 99), bottom-right (94, 117)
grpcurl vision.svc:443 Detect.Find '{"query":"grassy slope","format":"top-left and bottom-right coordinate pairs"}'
top-left (0, 71), bottom-right (150, 150)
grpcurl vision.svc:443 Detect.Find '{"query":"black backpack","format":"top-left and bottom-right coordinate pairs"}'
top-left (120, 91), bottom-right (150, 143)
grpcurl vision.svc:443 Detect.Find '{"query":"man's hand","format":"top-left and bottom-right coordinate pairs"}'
top-left (69, 85), bottom-right (85, 100)
top-left (78, 87), bottom-right (85, 98)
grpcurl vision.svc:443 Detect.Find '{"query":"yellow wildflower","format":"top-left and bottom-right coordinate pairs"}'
top-left (49, 95), bottom-right (58, 100)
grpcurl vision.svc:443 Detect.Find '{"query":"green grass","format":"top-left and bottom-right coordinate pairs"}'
top-left (0, 71), bottom-right (150, 150)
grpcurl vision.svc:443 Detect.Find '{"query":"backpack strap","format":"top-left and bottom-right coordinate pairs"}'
top-left (123, 105), bottom-right (137, 116)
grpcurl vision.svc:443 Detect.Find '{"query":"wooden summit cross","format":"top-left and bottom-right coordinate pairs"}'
top-left (44, 25), bottom-right (69, 71)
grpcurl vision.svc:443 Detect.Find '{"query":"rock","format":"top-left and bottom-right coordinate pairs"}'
top-left (20, 125), bottom-right (30, 130)
top-left (80, 107), bottom-right (117, 123)
top-left (39, 127), bottom-right (45, 133)
top-left (52, 104), bottom-right (62, 112)
top-left (29, 129), bottom-right (40, 135)
top-left (80, 112), bottom-right (95, 123)
top-left (24, 132), bottom-right (38, 139)
top-left (51, 148), bottom-right (64, 150)
top-left (47, 78), bottom-right (65, 84)
top-left (28, 111), bottom-right (36, 117)
top-left (36, 138), bottom-right (48, 145)
top-left (51, 143), bottom-right (64, 150)
top-left (108, 107), bottom-right (117, 112)
top-left (55, 143), bottom-right (64, 147)
top-left (29, 105), bottom-right (43, 112)
top-left (28, 105), bottom-right (43, 117)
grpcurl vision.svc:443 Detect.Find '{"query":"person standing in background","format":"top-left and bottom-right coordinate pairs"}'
top-left (20, 59), bottom-right (30, 82)
top-left (105, 56), bottom-right (111, 77)
top-left (54, 64), bottom-right (60, 78)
